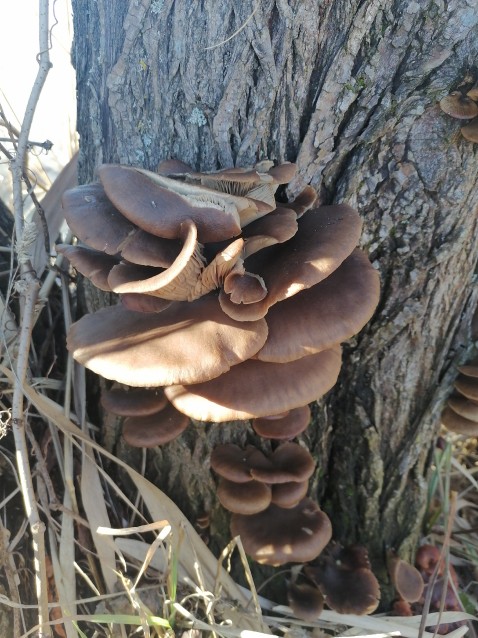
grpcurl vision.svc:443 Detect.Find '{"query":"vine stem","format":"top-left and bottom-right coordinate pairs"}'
top-left (9, 1), bottom-right (53, 635)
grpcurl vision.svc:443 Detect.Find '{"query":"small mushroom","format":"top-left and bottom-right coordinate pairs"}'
top-left (56, 244), bottom-right (119, 292)
top-left (271, 480), bottom-right (309, 508)
top-left (441, 406), bottom-right (478, 436)
top-left (210, 444), bottom-right (273, 483)
top-left (447, 395), bottom-right (478, 421)
top-left (101, 387), bottom-right (168, 416)
top-left (460, 119), bottom-right (478, 143)
top-left (287, 581), bottom-right (324, 621)
top-left (249, 443), bottom-right (315, 484)
top-left (439, 92), bottom-right (478, 119)
top-left (454, 374), bottom-right (478, 400)
top-left (122, 401), bottom-right (190, 447)
top-left (217, 478), bottom-right (272, 514)
top-left (252, 406), bottom-right (311, 440)
top-left (230, 498), bottom-right (332, 566)
top-left (388, 553), bottom-right (424, 603)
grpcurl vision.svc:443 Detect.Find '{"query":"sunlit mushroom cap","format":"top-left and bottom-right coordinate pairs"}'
top-left (252, 406), bottom-right (311, 440)
top-left (287, 582), bottom-right (324, 621)
top-left (255, 249), bottom-right (380, 362)
top-left (67, 295), bottom-right (268, 387)
top-left (305, 545), bottom-right (380, 615)
top-left (219, 204), bottom-right (362, 321)
top-left (439, 92), bottom-right (478, 119)
top-left (165, 346), bottom-right (341, 421)
top-left (122, 402), bottom-right (189, 447)
top-left (101, 387), bottom-right (168, 416)
top-left (230, 498), bottom-right (332, 566)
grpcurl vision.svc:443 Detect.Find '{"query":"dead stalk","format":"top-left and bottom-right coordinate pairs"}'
top-left (9, 0), bottom-right (53, 635)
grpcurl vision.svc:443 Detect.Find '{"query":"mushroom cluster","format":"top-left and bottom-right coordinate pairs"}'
top-left (441, 363), bottom-right (478, 436)
top-left (439, 89), bottom-right (478, 142)
top-left (59, 159), bottom-right (380, 575)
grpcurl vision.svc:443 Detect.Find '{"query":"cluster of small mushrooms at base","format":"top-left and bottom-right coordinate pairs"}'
top-left (58, 158), bottom-right (383, 618)
top-left (441, 361), bottom-right (478, 437)
top-left (439, 87), bottom-right (478, 142)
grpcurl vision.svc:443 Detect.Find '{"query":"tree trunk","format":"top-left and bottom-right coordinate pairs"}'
top-left (71, 0), bottom-right (478, 600)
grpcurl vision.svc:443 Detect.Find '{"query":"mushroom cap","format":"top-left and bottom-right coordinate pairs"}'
top-left (165, 346), bottom-right (341, 421)
top-left (441, 406), bottom-right (478, 436)
top-left (230, 498), bottom-right (332, 566)
top-left (460, 119), bottom-right (478, 143)
top-left (68, 295), bottom-right (268, 387)
top-left (454, 375), bottom-right (478, 401)
top-left (447, 395), bottom-right (478, 421)
top-left (457, 364), bottom-right (478, 378)
top-left (210, 444), bottom-right (272, 483)
top-left (252, 406), bottom-right (311, 440)
top-left (98, 164), bottom-right (244, 242)
top-left (305, 545), bottom-right (380, 615)
top-left (122, 402), bottom-right (189, 447)
top-left (219, 204), bottom-right (363, 321)
top-left (249, 443), bottom-right (315, 484)
top-left (255, 249), bottom-right (380, 362)
top-left (388, 555), bottom-right (424, 603)
top-left (287, 582), bottom-right (324, 621)
top-left (271, 480), bottom-right (309, 508)
top-left (56, 244), bottom-right (118, 291)
top-left (466, 88), bottom-right (478, 102)
top-left (217, 478), bottom-right (272, 514)
top-left (120, 293), bottom-right (172, 313)
top-left (101, 387), bottom-right (168, 416)
top-left (241, 206), bottom-right (298, 258)
top-left (439, 92), bottom-right (478, 119)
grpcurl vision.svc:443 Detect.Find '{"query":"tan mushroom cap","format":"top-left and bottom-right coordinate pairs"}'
top-left (454, 375), bottom-right (478, 400)
top-left (252, 406), bottom-right (311, 440)
top-left (249, 443), bottom-right (315, 484)
top-left (441, 406), bottom-right (478, 436)
top-left (388, 555), bottom-right (424, 603)
top-left (101, 387), bottom-right (168, 417)
top-left (223, 271), bottom-right (268, 304)
top-left (119, 230), bottom-right (181, 268)
top-left (217, 478), bottom-right (272, 514)
top-left (219, 204), bottom-right (362, 321)
top-left (210, 444), bottom-right (273, 483)
top-left (447, 395), bottom-right (478, 421)
top-left (271, 480), bottom-right (309, 509)
top-left (122, 402), bottom-right (189, 447)
top-left (62, 183), bottom-right (136, 254)
top-left (230, 498), bottom-right (332, 566)
top-left (439, 92), bottom-right (478, 119)
top-left (241, 206), bottom-right (298, 258)
top-left (98, 165), bottom-right (244, 243)
top-left (285, 185), bottom-right (318, 218)
top-left (255, 249), bottom-right (380, 363)
top-left (458, 364), bottom-right (478, 377)
top-left (56, 244), bottom-right (118, 291)
top-left (461, 119), bottom-right (478, 142)
top-left (287, 582), bottom-right (324, 621)
top-left (120, 293), bottom-right (172, 313)
top-left (165, 346), bottom-right (341, 421)
top-left (68, 295), bottom-right (268, 387)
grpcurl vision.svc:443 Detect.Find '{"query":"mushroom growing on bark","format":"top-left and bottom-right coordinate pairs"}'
top-left (441, 360), bottom-right (478, 436)
top-left (61, 159), bottom-right (380, 580)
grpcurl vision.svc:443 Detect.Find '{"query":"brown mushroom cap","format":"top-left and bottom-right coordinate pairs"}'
top-left (255, 249), bottom-right (380, 362)
top-left (241, 207), bottom-right (298, 258)
top-left (466, 88), bottom-right (478, 102)
top-left (457, 364), bottom-right (478, 378)
top-left (101, 387), bottom-right (168, 416)
top-left (122, 402), bottom-right (189, 447)
top-left (249, 443), bottom-right (315, 484)
top-left (120, 293), bottom-right (172, 313)
top-left (230, 498), bottom-right (332, 566)
top-left (210, 444), bottom-right (272, 483)
top-left (305, 545), bottom-right (380, 615)
top-left (441, 406), bottom-right (478, 436)
top-left (454, 375), bottom-right (478, 400)
top-left (252, 406), bottom-right (311, 440)
top-left (56, 244), bottom-right (118, 291)
top-left (165, 346), bottom-right (341, 421)
top-left (439, 92), bottom-right (478, 119)
top-left (461, 119), bottom-right (478, 143)
top-left (68, 295), bottom-right (268, 387)
top-left (287, 582), bottom-right (324, 621)
top-left (98, 164), bottom-right (244, 243)
top-left (447, 395), bottom-right (478, 421)
top-left (219, 204), bottom-right (363, 321)
top-left (388, 555), bottom-right (424, 603)
top-left (217, 478), bottom-right (272, 514)
top-left (271, 480), bottom-right (309, 508)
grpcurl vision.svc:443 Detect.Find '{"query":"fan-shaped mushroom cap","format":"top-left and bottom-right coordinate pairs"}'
top-left (217, 478), bottom-right (272, 514)
top-left (255, 249), bottom-right (380, 362)
top-left (252, 406), bottom-right (311, 440)
top-left (98, 165), bottom-right (245, 243)
top-left (285, 185), bottom-right (318, 218)
top-left (447, 396), bottom-right (478, 421)
top-left (56, 244), bottom-right (118, 291)
top-left (241, 207), bottom-right (298, 258)
top-left (122, 402), bottom-right (189, 447)
top-left (101, 387), bottom-right (168, 416)
top-left (223, 271), bottom-right (268, 304)
top-left (271, 480), bottom-right (309, 508)
top-left (249, 443), bottom-right (315, 484)
top-left (219, 205), bottom-right (362, 321)
top-left (119, 230), bottom-right (181, 268)
top-left (165, 346), bottom-right (341, 421)
top-left (454, 375), bottom-right (478, 400)
top-left (460, 119), bottom-right (478, 142)
top-left (441, 406), bottom-right (478, 436)
top-left (287, 582), bottom-right (324, 621)
top-left (305, 545), bottom-right (380, 615)
top-left (457, 364), bottom-right (478, 378)
top-left (62, 183), bottom-right (136, 254)
top-left (210, 444), bottom-right (272, 483)
top-left (230, 498), bottom-right (332, 566)
top-left (68, 295), bottom-right (268, 387)
top-left (388, 554), bottom-right (424, 603)
top-left (439, 92), bottom-right (478, 119)
top-left (466, 88), bottom-right (478, 102)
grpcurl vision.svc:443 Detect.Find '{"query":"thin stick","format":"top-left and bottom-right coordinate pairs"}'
top-left (9, 1), bottom-right (53, 635)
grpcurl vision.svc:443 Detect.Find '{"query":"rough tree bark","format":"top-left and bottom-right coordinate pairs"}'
top-left (71, 0), bottom-right (478, 599)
